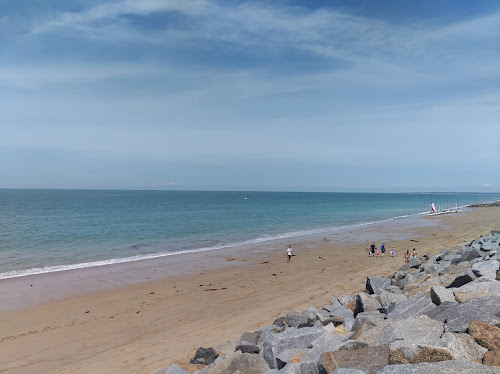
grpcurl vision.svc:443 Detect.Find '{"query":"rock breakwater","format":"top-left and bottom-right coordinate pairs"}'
top-left (155, 231), bottom-right (500, 374)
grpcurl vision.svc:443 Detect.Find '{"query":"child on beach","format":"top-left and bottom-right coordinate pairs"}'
top-left (412, 248), bottom-right (418, 259)
top-left (287, 245), bottom-right (292, 263)
top-left (376, 247), bottom-right (380, 257)
top-left (404, 249), bottom-right (410, 264)
top-left (391, 246), bottom-right (395, 257)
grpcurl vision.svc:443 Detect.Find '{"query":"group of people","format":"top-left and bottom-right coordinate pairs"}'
top-left (369, 242), bottom-right (418, 263)
top-left (369, 242), bottom-right (395, 257)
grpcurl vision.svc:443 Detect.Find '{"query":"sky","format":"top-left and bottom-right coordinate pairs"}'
top-left (1, 0), bottom-right (499, 192)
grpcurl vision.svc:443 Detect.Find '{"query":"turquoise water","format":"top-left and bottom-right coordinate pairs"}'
top-left (0, 189), bottom-right (498, 279)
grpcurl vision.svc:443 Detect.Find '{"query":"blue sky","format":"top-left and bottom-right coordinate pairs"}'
top-left (1, 0), bottom-right (499, 192)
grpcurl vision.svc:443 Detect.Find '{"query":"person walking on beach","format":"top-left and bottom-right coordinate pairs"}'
top-left (370, 242), bottom-right (376, 257)
top-left (381, 243), bottom-right (386, 257)
top-left (287, 245), bottom-right (292, 263)
top-left (391, 246), bottom-right (395, 257)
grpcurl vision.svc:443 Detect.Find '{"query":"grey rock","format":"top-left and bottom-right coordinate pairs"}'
top-left (151, 364), bottom-right (189, 374)
top-left (377, 315), bottom-right (444, 346)
top-left (352, 311), bottom-right (386, 332)
top-left (351, 320), bottom-right (390, 347)
top-left (330, 298), bottom-right (342, 308)
top-left (408, 258), bottom-right (421, 269)
top-left (344, 317), bottom-right (355, 332)
top-left (386, 293), bottom-right (436, 320)
top-left (440, 332), bottom-right (487, 362)
top-left (377, 360), bottom-right (500, 373)
top-left (388, 339), bottom-right (453, 364)
top-left (319, 345), bottom-right (389, 374)
top-left (190, 347), bottom-right (219, 365)
top-left (456, 278), bottom-right (500, 297)
top-left (446, 269), bottom-right (480, 288)
top-left (326, 307), bottom-right (355, 321)
top-left (421, 301), bottom-right (454, 323)
top-left (422, 264), bottom-right (444, 276)
top-left (260, 327), bottom-right (325, 369)
top-left (338, 295), bottom-right (356, 306)
top-left (376, 292), bottom-right (407, 310)
top-left (332, 369), bottom-right (367, 374)
top-left (354, 293), bottom-right (382, 316)
top-left (472, 260), bottom-right (499, 279)
top-left (236, 332), bottom-right (259, 351)
top-left (462, 248), bottom-right (483, 262)
top-left (397, 274), bottom-right (417, 289)
top-left (287, 312), bottom-right (309, 327)
top-left (442, 253), bottom-right (461, 262)
top-left (225, 353), bottom-right (270, 374)
top-left (365, 276), bottom-right (391, 295)
top-left (430, 286), bottom-right (455, 306)
top-left (237, 345), bottom-right (260, 354)
top-left (444, 295), bottom-right (500, 332)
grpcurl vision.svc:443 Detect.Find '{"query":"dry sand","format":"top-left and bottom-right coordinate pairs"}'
top-left (0, 207), bottom-right (499, 374)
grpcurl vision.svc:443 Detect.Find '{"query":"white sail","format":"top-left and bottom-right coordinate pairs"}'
top-left (431, 202), bottom-right (436, 212)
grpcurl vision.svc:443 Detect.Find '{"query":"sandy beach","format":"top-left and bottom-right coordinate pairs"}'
top-left (0, 207), bottom-right (499, 374)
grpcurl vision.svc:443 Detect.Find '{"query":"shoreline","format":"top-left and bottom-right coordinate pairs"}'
top-left (2, 199), bottom-right (498, 282)
top-left (0, 206), bottom-right (499, 373)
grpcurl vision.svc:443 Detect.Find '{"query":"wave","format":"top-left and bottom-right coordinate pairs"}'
top-left (0, 209), bottom-right (437, 280)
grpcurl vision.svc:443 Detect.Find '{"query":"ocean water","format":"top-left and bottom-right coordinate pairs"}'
top-left (1, 189), bottom-right (499, 279)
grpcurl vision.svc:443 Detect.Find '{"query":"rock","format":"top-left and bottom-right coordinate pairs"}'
top-left (236, 332), bottom-right (259, 351)
top-left (377, 360), bottom-right (500, 373)
top-left (386, 293), bottom-right (436, 320)
top-left (454, 290), bottom-right (492, 303)
top-left (238, 345), bottom-right (260, 354)
top-left (319, 345), bottom-right (390, 374)
top-left (472, 260), bottom-right (500, 279)
top-left (338, 295), bottom-right (356, 306)
top-left (324, 307), bottom-right (355, 321)
top-left (421, 301), bottom-right (453, 323)
top-left (376, 292), bottom-right (407, 311)
top-left (286, 312), bottom-right (310, 327)
top-left (224, 353), bottom-right (270, 374)
top-left (151, 364), bottom-right (189, 374)
top-left (388, 340), bottom-right (453, 364)
top-left (330, 298), bottom-right (343, 308)
top-left (354, 293), bottom-right (382, 316)
top-left (446, 269), bottom-right (480, 288)
top-left (462, 248), bottom-right (483, 262)
top-left (190, 347), bottom-right (219, 365)
top-left (430, 286), bottom-right (455, 306)
top-left (365, 276), bottom-right (391, 295)
top-left (352, 321), bottom-right (391, 347)
top-left (440, 332), bottom-right (487, 363)
top-left (351, 311), bottom-right (385, 332)
top-left (469, 320), bottom-right (500, 350)
top-left (422, 264), bottom-right (444, 276)
top-left (260, 327), bottom-right (325, 369)
top-left (408, 258), bottom-right (421, 269)
top-left (397, 274), bottom-right (417, 289)
top-left (444, 296), bottom-right (500, 333)
top-left (484, 350), bottom-right (500, 367)
top-left (345, 299), bottom-right (357, 312)
top-left (377, 315), bottom-right (444, 346)
top-left (331, 369), bottom-right (367, 374)
top-left (456, 279), bottom-right (500, 297)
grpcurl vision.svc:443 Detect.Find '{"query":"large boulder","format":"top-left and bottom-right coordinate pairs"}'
top-left (472, 260), bottom-right (500, 280)
top-left (469, 320), bottom-right (500, 351)
top-left (319, 345), bottom-right (390, 374)
top-left (351, 311), bottom-right (386, 332)
top-left (365, 276), bottom-right (391, 295)
top-left (260, 327), bottom-right (325, 369)
top-left (483, 350), bottom-right (500, 367)
top-left (376, 292), bottom-right (407, 311)
top-left (377, 316), bottom-right (444, 346)
top-left (189, 347), bottom-right (219, 365)
top-left (386, 293), bottom-right (436, 320)
top-left (388, 340), bottom-right (453, 364)
top-left (444, 296), bottom-right (500, 333)
top-left (440, 332), bottom-right (488, 362)
top-left (456, 279), bottom-right (500, 297)
top-left (224, 353), bottom-right (270, 374)
top-left (286, 312), bottom-right (310, 328)
top-left (377, 360), bottom-right (500, 373)
top-left (430, 286), bottom-right (455, 306)
top-left (236, 332), bottom-right (259, 351)
top-left (353, 293), bottom-right (382, 316)
top-left (446, 269), bottom-right (480, 288)
top-left (454, 290), bottom-right (492, 303)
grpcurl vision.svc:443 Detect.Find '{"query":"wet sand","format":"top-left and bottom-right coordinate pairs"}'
top-left (0, 207), bottom-right (499, 374)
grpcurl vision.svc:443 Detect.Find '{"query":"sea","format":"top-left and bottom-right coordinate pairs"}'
top-left (1, 189), bottom-right (499, 279)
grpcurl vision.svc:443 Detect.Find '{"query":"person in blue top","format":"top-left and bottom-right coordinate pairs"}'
top-left (381, 243), bottom-right (386, 257)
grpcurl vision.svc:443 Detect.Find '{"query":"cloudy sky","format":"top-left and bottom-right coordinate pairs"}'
top-left (1, 0), bottom-right (499, 192)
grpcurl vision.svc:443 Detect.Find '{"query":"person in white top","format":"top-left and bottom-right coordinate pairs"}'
top-left (287, 245), bottom-right (292, 263)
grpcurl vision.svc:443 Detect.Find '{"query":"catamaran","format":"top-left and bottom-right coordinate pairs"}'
top-left (427, 195), bottom-right (461, 216)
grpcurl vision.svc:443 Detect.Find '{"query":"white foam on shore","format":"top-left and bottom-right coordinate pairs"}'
top-left (0, 209), bottom-right (438, 280)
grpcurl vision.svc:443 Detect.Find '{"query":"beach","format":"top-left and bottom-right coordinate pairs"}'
top-left (0, 207), bottom-right (499, 373)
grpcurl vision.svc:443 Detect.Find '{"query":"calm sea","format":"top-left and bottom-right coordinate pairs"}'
top-left (1, 189), bottom-right (498, 279)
